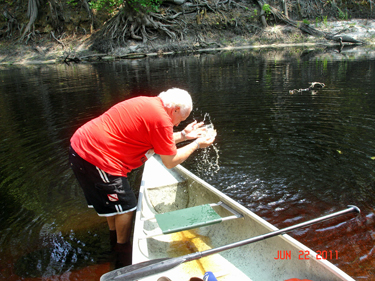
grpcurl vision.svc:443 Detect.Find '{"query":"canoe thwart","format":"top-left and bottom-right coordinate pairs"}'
top-left (217, 201), bottom-right (244, 219)
top-left (141, 201), bottom-right (243, 239)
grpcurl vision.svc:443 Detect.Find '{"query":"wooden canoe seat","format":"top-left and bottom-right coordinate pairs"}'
top-left (142, 201), bottom-right (243, 239)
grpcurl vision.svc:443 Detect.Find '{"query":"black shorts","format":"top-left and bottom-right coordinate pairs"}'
top-left (69, 145), bottom-right (137, 217)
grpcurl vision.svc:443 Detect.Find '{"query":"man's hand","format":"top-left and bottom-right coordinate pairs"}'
top-left (182, 120), bottom-right (205, 140)
top-left (194, 135), bottom-right (216, 149)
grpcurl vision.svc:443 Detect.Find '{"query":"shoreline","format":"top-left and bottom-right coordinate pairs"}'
top-left (1, 19), bottom-right (375, 66)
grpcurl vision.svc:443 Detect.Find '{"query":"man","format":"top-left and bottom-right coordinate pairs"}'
top-left (69, 88), bottom-right (215, 267)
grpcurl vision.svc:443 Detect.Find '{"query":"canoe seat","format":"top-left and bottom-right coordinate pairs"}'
top-left (141, 201), bottom-right (243, 239)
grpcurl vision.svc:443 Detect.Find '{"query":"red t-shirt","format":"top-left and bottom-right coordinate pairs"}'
top-left (70, 96), bottom-right (177, 176)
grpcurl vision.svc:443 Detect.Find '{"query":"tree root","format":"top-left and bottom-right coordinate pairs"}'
top-left (51, 31), bottom-right (65, 48)
top-left (2, 8), bottom-right (19, 38)
top-left (48, 0), bottom-right (65, 33)
top-left (98, 7), bottom-right (179, 45)
top-left (269, 5), bottom-right (325, 37)
top-left (94, 0), bottom-right (256, 47)
top-left (81, 0), bottom-right (95, 33)
top-left (261, 2), bottom-right (364, 44)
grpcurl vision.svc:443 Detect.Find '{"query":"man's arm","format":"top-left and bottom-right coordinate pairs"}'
top-left (173, 131), bottom-right (186, 144)
top-left (159, 136), bottom-right (214, 169)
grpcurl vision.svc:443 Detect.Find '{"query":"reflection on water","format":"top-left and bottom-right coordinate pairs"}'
top-left (0, 49), bottom-right (375, 280)
top-left (14, 222), bottom-right (111, 278)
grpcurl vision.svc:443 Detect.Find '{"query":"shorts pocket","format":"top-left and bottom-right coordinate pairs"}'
top-left (95, 178), bottom-right (125, 194)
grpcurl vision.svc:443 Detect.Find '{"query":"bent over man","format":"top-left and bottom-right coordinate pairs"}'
top-left (69, 88), bottom-right (215, 267)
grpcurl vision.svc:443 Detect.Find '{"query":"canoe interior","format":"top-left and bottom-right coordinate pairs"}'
top-left (133, 155), bottom-right (354, 281)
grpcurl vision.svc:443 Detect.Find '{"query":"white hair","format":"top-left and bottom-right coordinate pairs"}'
top-left (158, 88), bottom-right (193, 116)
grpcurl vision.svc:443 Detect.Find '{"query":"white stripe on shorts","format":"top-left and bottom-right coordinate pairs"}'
top-left (115, 204), bottom-right (123, 213)
top-left (96, 167), bottom-right (110, 183)
top-left (97, 206), bottom-right (137, 217)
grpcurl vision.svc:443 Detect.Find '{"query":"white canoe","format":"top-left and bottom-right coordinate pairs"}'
top-left (131, 155), bottom-right (354, 281)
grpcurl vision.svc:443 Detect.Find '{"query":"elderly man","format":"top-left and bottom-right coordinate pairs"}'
top-left (69, 88), bottom-right (215, 267)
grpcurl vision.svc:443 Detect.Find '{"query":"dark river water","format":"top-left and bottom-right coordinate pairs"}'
top-left (1, 46), bottom-right (375, 280)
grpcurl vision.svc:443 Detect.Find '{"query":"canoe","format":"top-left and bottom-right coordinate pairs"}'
top-left (131, 155), bottom-right (355, 281)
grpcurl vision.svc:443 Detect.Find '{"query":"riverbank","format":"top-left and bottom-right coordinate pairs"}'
top-left (0, 19), bottom-right (374, 65)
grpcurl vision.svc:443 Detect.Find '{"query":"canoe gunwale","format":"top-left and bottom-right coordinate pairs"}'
top-left (132, 155), bottom-right (355, 281)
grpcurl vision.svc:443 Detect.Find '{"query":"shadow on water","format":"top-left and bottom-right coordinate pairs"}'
top-left (0, 47), bottom-right (375, 280)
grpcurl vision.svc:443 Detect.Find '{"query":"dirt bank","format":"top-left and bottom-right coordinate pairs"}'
top-left (0, 19), bottom-right (374, 65)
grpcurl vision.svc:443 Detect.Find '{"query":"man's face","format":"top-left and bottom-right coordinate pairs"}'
top-left (171, 106), bottom-right (191, 127)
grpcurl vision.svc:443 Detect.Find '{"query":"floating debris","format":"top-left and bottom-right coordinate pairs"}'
top-left (289, 82), bottom-right (325, 94)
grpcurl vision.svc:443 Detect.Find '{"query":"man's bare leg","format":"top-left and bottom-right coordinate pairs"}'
top-left (107, 215), bottom-right (116, 231)
top-left (114, 211), bottom-right (134, 243)
top-left (107, 211), bottom-right (134, 242)
top-left (107, 211), bottom-right (135, 268)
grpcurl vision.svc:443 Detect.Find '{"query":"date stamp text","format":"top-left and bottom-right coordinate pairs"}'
top-left (274, 250), bottom-right (339, 260)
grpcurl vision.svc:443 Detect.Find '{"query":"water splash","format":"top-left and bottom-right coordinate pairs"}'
top-left (197, 144), bottom-right (220, 177)
top-left (194, 113), bottom-right (220, 179)
top-left (202, 113), bottom-right (211, 124)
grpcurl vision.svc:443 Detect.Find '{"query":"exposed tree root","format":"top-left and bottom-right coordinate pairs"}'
top-left (47, 0), bottom-right (65, 33)
top-left (94, 0), bottom-right (254, 48)
top-left (269, 5), bottom-right (326, 37)
top-left (51, 31), bottom-right (65, 48)
top-left (97, 6), bottom-right (180, 46)
top-left (264, 3), bottom-right (364, 43)
top-left (20, 0), bottom-right (65, 42)
top-left (81, 0), bottom-right (95, 33)
top-left (3, 0), bottom-right (368, 51)
top-left (2, 7), bottom-right (19, 38)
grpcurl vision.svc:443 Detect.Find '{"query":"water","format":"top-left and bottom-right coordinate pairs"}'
top-left (194, 119), bottom-right (220, 178)
top-left (1, 47), bottom-right (375, 280)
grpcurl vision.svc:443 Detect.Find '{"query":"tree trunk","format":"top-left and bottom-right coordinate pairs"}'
top-left (20, 0), bottom-right (40, 40)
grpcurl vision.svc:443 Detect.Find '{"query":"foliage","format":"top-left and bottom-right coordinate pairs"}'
top-left (1, 0), bottom-right (13, 5)
top-left (89, 0), bottom-right (124, 13)
top-left (262, 4), bottom-right (271, 20)
top-left (314, 15), bottom-right (328, 27)
top-left (337, 7), bottom-right (349, 19)
top-left (127, 0), bottom-right (162, 13)
top-left (314, 17), bottom-right (320, 27)
top-left (248, 8), bottom-right (258, 21)
top-left (66, 0), bottom-right (78, 7)
top-left (262, 4), bottom-right (271, 15)
top-left (88, 0), bottom-right (162, 13)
